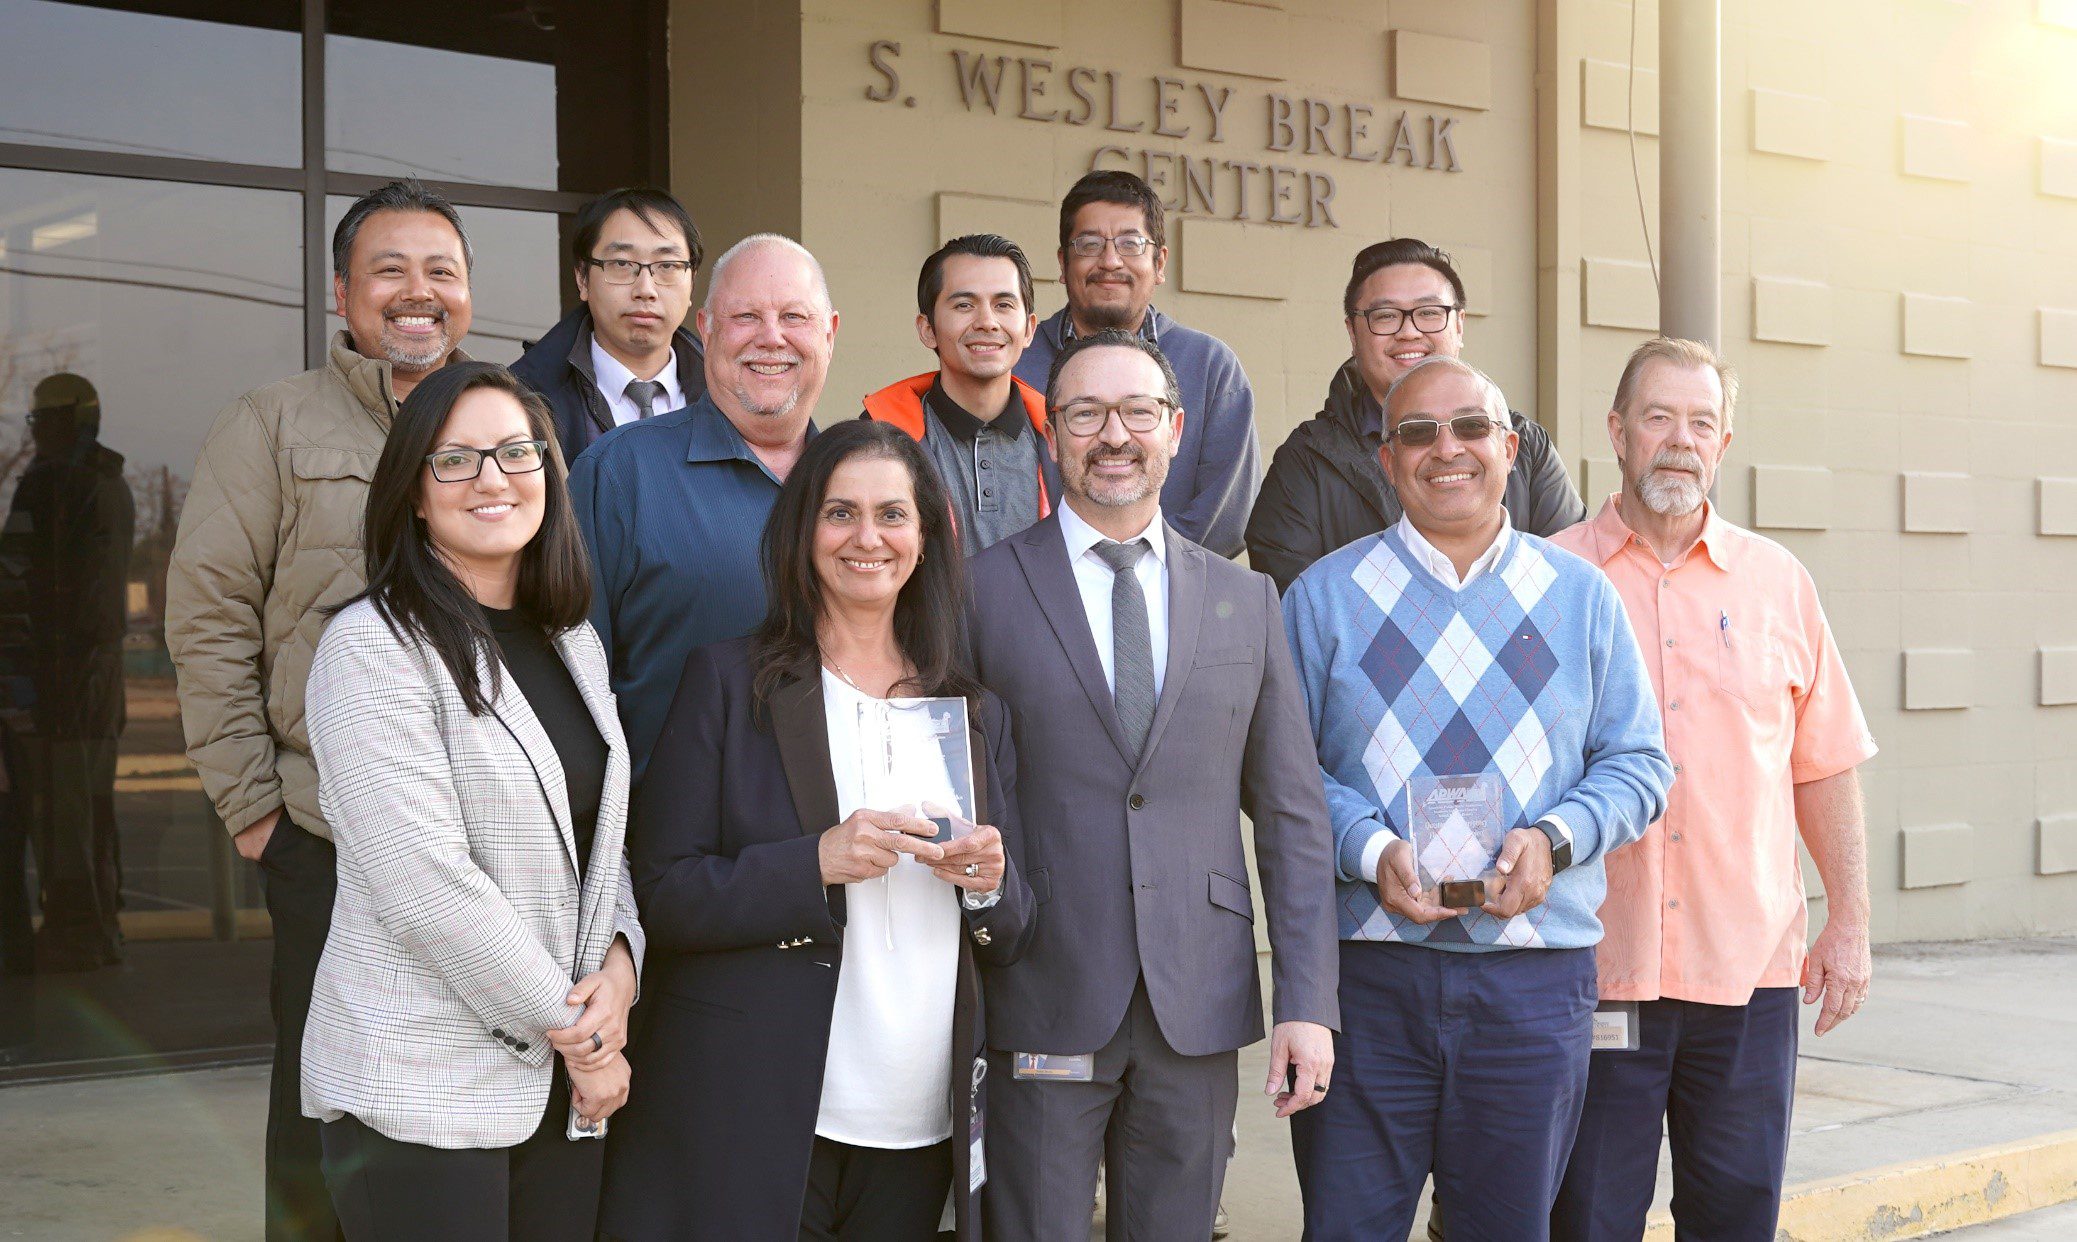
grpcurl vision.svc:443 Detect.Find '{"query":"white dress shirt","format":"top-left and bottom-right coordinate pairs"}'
top-left (815, 671), bottom-right (960, 1149)
top-left (588, 337), bottom-right (686, 427)
top-left (1360, 512), bottom-right (1570, 883)
top-left (1057, 500), bottom-right (1170, 699)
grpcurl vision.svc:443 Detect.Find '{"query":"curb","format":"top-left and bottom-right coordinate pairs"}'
top-left (1643, 1128), bottom-right (2077, 1241)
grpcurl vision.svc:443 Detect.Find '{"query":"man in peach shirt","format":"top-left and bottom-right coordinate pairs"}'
top-left (1547, 338), bottom-right (1877, 1242)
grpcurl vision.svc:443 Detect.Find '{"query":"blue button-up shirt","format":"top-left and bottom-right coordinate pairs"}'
top-left (570, 393), bottom-right (809, 781)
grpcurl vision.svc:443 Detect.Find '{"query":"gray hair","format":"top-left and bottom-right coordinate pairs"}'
top-left (1383, 355), bottom-right (1509, 429)
top-left (702, 232), bottom-right (832, 314)
top-left (1613, 336), bottom-right (1739, 432)
top-left (1044, 329), bottom-right (1184, 413)
top-left (331, 179), bottom-right (472, 279)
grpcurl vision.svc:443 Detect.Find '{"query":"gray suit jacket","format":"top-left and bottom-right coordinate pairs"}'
top-left (969, 513), bottom-right (1339, 1058)
top-left (301, 599), bottom-right (645, 1148)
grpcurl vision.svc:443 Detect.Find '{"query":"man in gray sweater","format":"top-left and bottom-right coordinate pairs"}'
top-left (1015, 171), bottom-right (1260, 558)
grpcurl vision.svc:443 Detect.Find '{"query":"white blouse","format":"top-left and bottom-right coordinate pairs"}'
top-left (813, 670), bottom-right (962, 1149)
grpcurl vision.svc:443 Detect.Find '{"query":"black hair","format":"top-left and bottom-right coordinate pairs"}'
top-left (332, 179), bottom-right (472, 279)
top-left (570, 187), bottom-right (704, 275)
top-left (1057, 170), bottom-right (1166, 251)
top-left (1342, 237), bottom-right (1466, 316)
top-left (1043, 328), bottom-right (1182, 412)
top-left (751, 420), bottom-right (981, 710)
top-left (916, 233), bottom-right (1035, 320)
top-left (344, 362), bottom-right (591, 715)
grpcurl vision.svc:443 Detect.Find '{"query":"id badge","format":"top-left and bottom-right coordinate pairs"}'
top-left (1591, 1001), bottom-right (1641, 1052)
top-left (969, 1056), bottom-right (988, 1193)
top-left (566, 1104), bottom-right (607, 1140)
top-left (1012, 1052), bottom-right (1095, 1081)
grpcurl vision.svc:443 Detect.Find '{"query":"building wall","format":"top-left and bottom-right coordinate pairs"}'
top-left (670, 0), bottom-right (2077, 941)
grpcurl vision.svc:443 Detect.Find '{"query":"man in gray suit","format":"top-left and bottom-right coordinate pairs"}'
top-left (969, 329), bottom-right (1340, 1241)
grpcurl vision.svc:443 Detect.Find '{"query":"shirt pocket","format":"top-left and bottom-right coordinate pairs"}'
top-left (1713, 628), bottom-right (1788, 715)
top-left (288, 446), bottom-right (377, 551)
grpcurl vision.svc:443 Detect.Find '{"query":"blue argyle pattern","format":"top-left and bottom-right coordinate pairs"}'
top-left (1283, 524), bottom-right (1673, 952)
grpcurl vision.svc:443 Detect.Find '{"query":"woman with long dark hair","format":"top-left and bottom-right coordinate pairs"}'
top-left (600, 419), bottom-right (1034, 1240)
top-left (301, 362), bottom-right (644, 1240)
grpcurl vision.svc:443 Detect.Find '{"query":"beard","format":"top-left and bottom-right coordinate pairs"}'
top-left (1073, 279), bottom-right (1143, 332)
top-left (378, 308), bottom-right (454, 373)
top-left (1067, 442), bottom-right (1165, 507)
top-left (1636, 448), bottom-right (1710, 516)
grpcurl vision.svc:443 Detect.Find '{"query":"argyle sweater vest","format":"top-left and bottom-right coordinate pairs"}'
top-left (1281, 524), bottom-right (1671, 951)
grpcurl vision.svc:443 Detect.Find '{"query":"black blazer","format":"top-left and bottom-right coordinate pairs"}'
top-left (599, 637), bottom-right (1034, 1242)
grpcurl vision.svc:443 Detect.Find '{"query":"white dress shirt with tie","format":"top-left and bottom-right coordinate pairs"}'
top-left (589, 338), bottom-right (685, 426)
top-left (1057, 500), bottom-right (1170, 698)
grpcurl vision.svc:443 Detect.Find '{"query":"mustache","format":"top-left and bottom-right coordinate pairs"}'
top-left (384, 304), bottom-right (446, 320)
top-left (1082, 444), bottom-right (1145, 468)
top-left (1647, 448), bottom-right (1707, 475)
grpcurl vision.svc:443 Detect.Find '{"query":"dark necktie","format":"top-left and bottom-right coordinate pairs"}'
top-left (624, 378), bottom-right (666, 419)
top-left (1093, 538), bottom-right (1155, 756)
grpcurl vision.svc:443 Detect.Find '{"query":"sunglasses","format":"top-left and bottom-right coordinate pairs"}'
top-left (1385, 414), bottom-right (1499, 448)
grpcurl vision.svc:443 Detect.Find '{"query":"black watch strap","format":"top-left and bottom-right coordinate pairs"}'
top-left (1532, 818), bottom-right (1573, 873)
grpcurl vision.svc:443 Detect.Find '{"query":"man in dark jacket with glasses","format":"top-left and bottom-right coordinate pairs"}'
top-left (1246, 238), bottom-right (1584, 593)
top-left (512, 187), bottom-right (706, 464)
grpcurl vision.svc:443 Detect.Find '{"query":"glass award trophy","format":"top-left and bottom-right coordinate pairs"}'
top-left (855, 696), bottom-right (976, 838)
top-left (1408, 772), bottom-right (1507, 909)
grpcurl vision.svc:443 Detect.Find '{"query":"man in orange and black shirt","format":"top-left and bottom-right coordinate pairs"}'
top-left (862, 234), bottom-right (1059, 555)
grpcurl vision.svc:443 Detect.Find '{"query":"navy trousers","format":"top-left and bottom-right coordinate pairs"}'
top-left (1292, 942), bottom-right (1596, 1242)
top-left (1550, 987), bottom-right (1799, 1242)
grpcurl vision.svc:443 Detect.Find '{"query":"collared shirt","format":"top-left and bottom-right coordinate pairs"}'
top-left (1549, 496), bottom-right (1877, 1006)
top-left (589, 338), bottom-right (686, 427)
top-left (1393, 511), bottom-right (1514, 589)
top-left (569, 394), bottom-right (807, 780)
top-left (922, 379), bottom-right (1043, 556)
top-left (1057, 500), bottom-right (1170, 699)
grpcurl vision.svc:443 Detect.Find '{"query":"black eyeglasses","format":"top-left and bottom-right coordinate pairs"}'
top-left (424, 440), bottom-right (549, 483)
top-left (1066, 233), bottom-right (1157, 259)
top-left (1355, 304), bottom-right (1458, 336)
top-left (1053, 397), bottom-right (1175, 436)
top-left (583, 257), bottom-right (694, 287)
top-left (1386, 415), bottom-right (1498, 448)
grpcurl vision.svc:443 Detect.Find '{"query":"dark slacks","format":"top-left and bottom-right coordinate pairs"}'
top-left (260, 815), bottom-right (343, 1242)
top-left (984, 978), bottom-right (1239, 1242)
top-left (798, 1136), bottom-right (953, 1241)
top-left (320, 1062), bottom-right (604, 1242)
top-left (1292, 941), bottom-right (1596, 1242)
top-left (1550, 987), bottom-right (1800, 1242)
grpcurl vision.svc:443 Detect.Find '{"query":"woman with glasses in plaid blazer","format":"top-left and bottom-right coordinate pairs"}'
top-left (301, 362), bottom-right (644, 1241)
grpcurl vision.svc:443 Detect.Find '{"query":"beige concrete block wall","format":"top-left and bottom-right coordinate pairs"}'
top-left (1546, 0), bottom-right (2077, 941)
top-left (787, 0), bottom-right (1542, 464)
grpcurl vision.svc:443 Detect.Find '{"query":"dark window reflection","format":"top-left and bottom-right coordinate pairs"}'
top-left (0, 1), bottom-right (300, 167)
top-left (0, 169), bottom-right (299, 1072)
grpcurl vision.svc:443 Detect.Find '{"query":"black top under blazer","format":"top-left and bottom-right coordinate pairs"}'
top-left (598, 637), bottom-right (1035, 1242)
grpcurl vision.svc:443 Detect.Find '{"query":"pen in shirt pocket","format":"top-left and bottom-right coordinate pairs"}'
top-left (1719, 610), bottom-right (1732, 650)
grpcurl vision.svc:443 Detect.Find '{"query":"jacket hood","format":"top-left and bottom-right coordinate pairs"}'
top-left (861, 371), bottom-right (1053, 442)
top-left (326, 330), bottom-right (473, 429)
top-left (1319, 358), bottom-right (1378, 439)
top-left (1035, 304), bottom-right (1173, 352)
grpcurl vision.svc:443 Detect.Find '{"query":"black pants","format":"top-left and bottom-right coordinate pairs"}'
top-left (261, 815), bottom-right (343, 1242)
top-left (799, 1136), bottom-right (952, 1241)
top-left (320, 1063), bottom-right (605, 1242)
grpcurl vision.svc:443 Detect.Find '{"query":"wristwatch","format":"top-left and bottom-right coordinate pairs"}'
top-left (1531, 818), bottom-right (1572, 873)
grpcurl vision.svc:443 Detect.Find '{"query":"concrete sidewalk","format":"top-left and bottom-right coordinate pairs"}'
top-left (2, 938), bottom-right (2073, 1241)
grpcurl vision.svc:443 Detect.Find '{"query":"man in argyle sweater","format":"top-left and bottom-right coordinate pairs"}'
top-left (1281, 356), bottom-right (1671, 1241)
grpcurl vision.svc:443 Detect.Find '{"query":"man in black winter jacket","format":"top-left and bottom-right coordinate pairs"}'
top-left (511, 187), bottom-right (707, 464)
top-left (1246, 239), bottom-right (1584, 592)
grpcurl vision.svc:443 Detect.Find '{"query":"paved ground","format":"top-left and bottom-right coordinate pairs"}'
top-left (3, 938), bottom-right (2074, 1241)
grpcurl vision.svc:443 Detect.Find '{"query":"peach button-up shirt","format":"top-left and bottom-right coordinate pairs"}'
top-left (1549, 497), bottom-right (1876, 1006)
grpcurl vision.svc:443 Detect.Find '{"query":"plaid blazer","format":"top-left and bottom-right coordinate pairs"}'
top-left (300, 598), bottom-right (644, 1148)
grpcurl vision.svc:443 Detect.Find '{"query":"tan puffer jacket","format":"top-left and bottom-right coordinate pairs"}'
top-left (166, 333), bottom-right (467, 840)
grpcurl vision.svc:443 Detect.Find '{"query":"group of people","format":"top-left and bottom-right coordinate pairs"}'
top-left (162, 168), bottom-right (1877, 1242)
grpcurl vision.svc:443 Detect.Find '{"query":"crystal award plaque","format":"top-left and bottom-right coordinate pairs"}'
top-left (855, 695), bottom-right (976, 836)
top-left (1408, 773), bottom-right (1506, 909)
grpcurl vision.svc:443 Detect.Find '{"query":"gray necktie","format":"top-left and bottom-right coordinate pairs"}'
top-left (1093, 539), bottom-right (1155, 756)
top-left (624, 378), bottom-right (666, 419)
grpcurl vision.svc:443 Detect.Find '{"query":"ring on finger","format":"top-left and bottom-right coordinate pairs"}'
top-left (964, 862), bottom-right (980, 877)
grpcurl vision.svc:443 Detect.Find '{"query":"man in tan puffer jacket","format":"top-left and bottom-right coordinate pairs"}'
top-left (165, 178), bottom-right (472, 1242)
